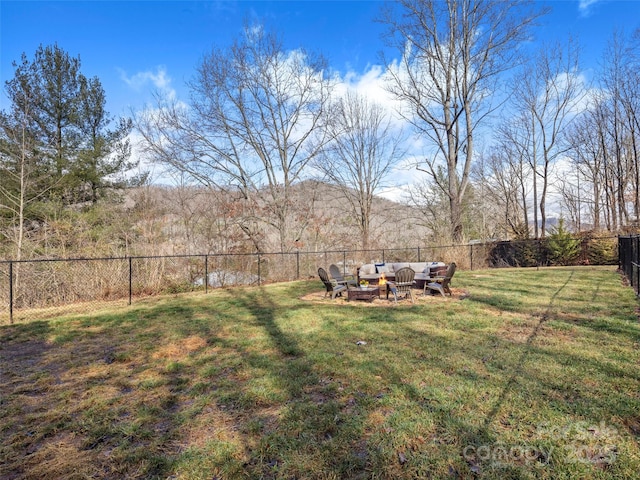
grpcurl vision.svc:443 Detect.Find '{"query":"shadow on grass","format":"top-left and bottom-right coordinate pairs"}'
top-left (0, 305), bottom-right (208, 478)
top-left (2, 272), bottom-right (638, 479)
top-left (444, 269), bottom-right (638, 472)
top-left (477, 271), bottom-right (573, 421)
top-left (222, 288), bottom-right (378, 477)
top-left (0, 320), bottom-right (89, 478)
top-left (402, 270), bottom-right (579, 473)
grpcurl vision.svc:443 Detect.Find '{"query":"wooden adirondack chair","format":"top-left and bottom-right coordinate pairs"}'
top-left (329, 264), bottom-right (357, 287)
top-left (388, 267), bottom-right (416, 303)
top-left (424, 262), bottom-right (457, 297)
top-left (318, 267), bottom-right (347, 299)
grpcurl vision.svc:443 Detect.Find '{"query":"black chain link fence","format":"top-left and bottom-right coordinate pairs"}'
top-left (1, 236), bottom-right (620, 324)
top-left (618, 235), bottom-right (640, 295)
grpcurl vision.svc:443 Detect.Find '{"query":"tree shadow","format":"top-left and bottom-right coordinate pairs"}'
top-left (3, 270), bottom-right (637, 479)
top-left (224, 288), bottom-right (375, 476)
top-left (478, 271), bottom-right (573, 422)
top-left (379, 271), bottom-right (581, 475)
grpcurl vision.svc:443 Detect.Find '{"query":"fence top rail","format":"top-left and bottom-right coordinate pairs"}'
top-left (0, 252), bottom-right (264, 264)
top-left (0, 247), bottom-right (428, 264)
top-left (0, 248), bottom-right (412, 264)
top-left (0, 254), bottom-right (206, 264)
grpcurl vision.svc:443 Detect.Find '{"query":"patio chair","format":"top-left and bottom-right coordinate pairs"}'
top-left (424, 262), bottom-right (457, 297)
top-left (329, 264), bottom-right (358, 287)
top-left (318, 267), bottom-right (347, 299)
top-left (388, 267), bottom-right (415, 304)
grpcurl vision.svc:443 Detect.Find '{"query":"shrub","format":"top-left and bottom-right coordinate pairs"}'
top-left (578, 231), bottom-right (618, 265)
top-left (546, 219), bottom-right (580, 266)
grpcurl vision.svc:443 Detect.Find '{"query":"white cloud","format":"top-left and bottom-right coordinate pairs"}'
top-left (334, 64), bottom-right (404, 121)
top-left (124, 67), bottom-right (192, 187)
top-left (578, 0), bottom-right (601, 16)
top-left (329, 64), bottom-right (433, 201)
top-left (118, 66), bottom-right (177, 100)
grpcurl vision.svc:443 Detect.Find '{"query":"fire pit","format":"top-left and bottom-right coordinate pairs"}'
top-left (347, 286), bottom-right (380, 302)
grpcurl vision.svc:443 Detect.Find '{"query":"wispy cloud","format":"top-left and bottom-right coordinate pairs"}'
top-left (578, 0), bottom-right (601, 17)
top-left (118, 66), bottom-right (176, 99)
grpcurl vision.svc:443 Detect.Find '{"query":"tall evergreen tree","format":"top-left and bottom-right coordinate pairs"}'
top-left (0, 44), bottom-right (144, 257)
top-left (27, 44), bottom-right (82, 197)
top-left (74, 75), bottom-right (141, 204)
top-left (2, 44), bottom-right (143, 206)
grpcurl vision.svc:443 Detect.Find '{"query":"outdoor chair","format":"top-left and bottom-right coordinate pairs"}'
top-left (388, 267), bottom-right (415, 304)
top-left (318, 267), bottom-right (347, 299)
top-left (424, 262), bottom-right (457, 297)
top-left (329, 264), bottom-right (358, 287)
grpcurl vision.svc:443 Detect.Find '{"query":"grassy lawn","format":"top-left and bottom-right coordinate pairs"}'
top-left (1, 266), bottom-right (639, 479)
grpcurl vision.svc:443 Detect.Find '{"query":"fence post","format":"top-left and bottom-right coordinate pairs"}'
top-left (296, 250), bottom-right (300, 280)
top-left (258, 254), bottom-right (261, 286)
top-left (9, 261), bottom-right (13, 324)
top-left (632, 237), bottom-right (636, 293)
top-left (618, 236), bottom-right (623, 271)
top-left (417, 247), bottom-right (421, 262)
top-left (128, 257), bottom-right (133, 306)
top-left (205, 255), bottom-right (208, 294)
top-left (631, 236), bottom-right (640, 295)
top-left (343, 251), bottom-right (346, 273)
top-left (470, 244), bottom-right (473, 271)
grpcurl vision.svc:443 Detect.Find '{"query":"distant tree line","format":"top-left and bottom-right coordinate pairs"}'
top-left (2, 1), bottom-right (640, 263)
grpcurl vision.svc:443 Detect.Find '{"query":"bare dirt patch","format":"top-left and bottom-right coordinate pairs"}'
top-left (152, 335), bottom-right (208, 360)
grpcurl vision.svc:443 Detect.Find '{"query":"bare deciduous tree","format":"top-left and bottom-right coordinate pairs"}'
top-left (564, 106), bottom-right (606, 231)
top-left (475, 143), bottom-right (531, 239)
top-left (513, 39), bottom-right (586, 238)
top-left (379, 0), bottom-right (544, 243)
top-left (560, 30), bottom-right (640, 233)
top-left (314, 92), bottom-right (406, 250)
top-left (136, 24), bottom-right (333, 252)
top-left (597, 31), bottom-right (640, 229)
top-left (485, 113), bottom-right (538, 238)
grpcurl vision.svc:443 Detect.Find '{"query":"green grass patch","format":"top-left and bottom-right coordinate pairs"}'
top-left (1, 266), bottom-right (639, 479)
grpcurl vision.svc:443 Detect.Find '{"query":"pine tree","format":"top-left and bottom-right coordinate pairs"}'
top-left (0, 44), bottom-right (144, 257)
top-left (546, 219), bottom-right (580, 266)
top-left (74, 75), bottom-right (142, 204)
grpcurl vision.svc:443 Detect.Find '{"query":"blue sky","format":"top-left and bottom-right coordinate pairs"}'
top-left (2, 0), bottom-right (640, 119)
top-left (1, 1), bottom-right (387, 116)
